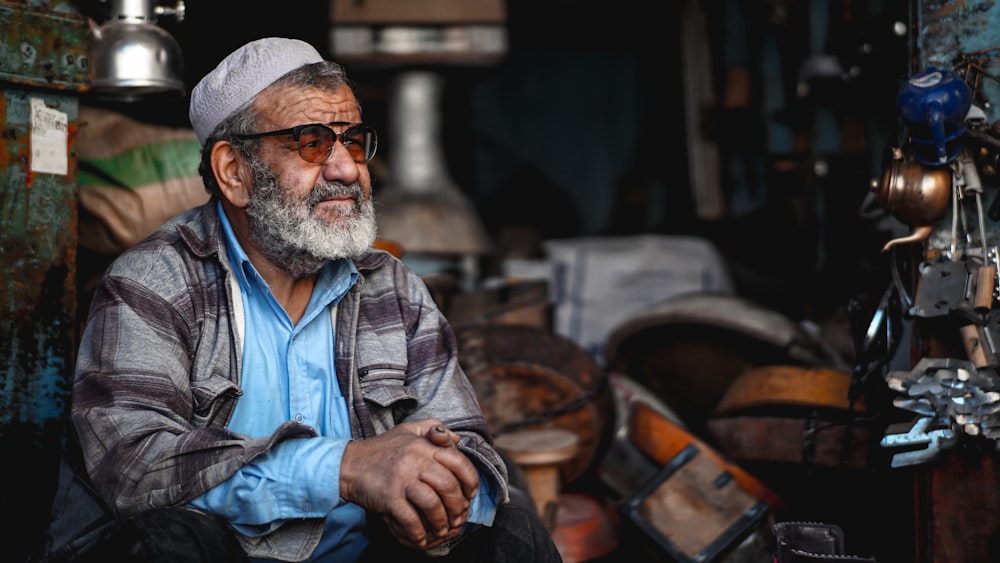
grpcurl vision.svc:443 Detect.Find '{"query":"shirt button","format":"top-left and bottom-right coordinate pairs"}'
top-left (294, 414), bottom-right (304, 423)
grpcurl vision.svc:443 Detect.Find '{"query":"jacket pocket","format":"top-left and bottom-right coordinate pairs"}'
top-left (190, 375), bottom-right (241, 428)
top-left (359, 366), bottom-right (417, 430)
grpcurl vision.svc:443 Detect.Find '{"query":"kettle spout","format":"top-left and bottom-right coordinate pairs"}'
top-left (881, 224), bottom-right (935, 252)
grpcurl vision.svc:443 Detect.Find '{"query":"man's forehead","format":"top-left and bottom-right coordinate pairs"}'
top-left (255, 84), bottom-right (360, 123)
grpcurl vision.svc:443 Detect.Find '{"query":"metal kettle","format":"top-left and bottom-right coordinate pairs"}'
top-left (870, 148), bottom-right (952, 252)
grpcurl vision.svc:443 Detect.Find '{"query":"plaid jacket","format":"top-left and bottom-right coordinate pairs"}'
top-left (40, 200), bottom-right (507, 562)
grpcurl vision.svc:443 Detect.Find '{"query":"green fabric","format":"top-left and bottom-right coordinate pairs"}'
top-left (78, 139), bottom-right (201, 190)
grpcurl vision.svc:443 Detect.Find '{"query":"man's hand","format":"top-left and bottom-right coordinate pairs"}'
top-left (340, 419), bottom-right (479, 549)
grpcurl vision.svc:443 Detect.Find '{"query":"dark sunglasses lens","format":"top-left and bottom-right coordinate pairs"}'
top-left (343, 125), bottom-right (378, 161)
top-left (297, 125), bottom-right (335, 163)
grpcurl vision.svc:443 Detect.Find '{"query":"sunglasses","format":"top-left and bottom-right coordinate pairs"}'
top-left (235, 122), bottom-right (378, 163)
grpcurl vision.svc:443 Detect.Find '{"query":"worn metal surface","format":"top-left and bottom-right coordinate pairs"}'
top-left (0, 1), bottom-right (90, 91)
top-left (0, 4), bottom-right (84, 557)
top-left (917, 0), bottom-right (1000, 122)
top-left (0, 87), bottom-right (78, 431)
top-left (0, 86), bottom-right (79, 561)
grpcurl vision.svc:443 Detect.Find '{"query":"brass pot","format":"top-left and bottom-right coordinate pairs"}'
top-left (870, 151), bottom-right (952, 251)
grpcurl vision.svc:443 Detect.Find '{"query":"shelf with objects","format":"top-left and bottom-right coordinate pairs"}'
top-left (862, 3), bottom-right (1000, 559)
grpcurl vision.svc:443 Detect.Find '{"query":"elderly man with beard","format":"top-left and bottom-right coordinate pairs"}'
top-left (33, 38), bottom-right (562, 563)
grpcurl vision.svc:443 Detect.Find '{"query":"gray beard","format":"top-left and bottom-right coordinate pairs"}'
top-left (245, 161), bottom-right (377, 278)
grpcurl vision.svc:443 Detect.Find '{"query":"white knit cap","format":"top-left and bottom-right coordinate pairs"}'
top-left (189, 37), bottom-right (324, 145)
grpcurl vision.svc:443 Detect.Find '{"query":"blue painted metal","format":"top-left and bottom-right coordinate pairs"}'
top-left (916, 0), bottom-right (1000, 122)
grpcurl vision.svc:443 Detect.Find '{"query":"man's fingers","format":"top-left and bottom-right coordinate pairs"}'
top-left (340, 419), bottom-right (479, 549)
top-left (419, 464), bottom-right (471, 529)
top-left (423, 423), bottom-right (478, 500)
top-left (385, 496), bottom-right (430, 546)
top-left (426, 424), bottom-right (458, 447)
top-left (384, 515), bottom-right (456, 551)
top-left (384, 515), bottom-right (422, 549)
top-left (430, 446), bottom-right (479, 500)
top-left (405, 480), bottom-right (452, 536)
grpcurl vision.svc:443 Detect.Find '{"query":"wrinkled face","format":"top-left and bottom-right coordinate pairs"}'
top-left (243, 83), bottom-right (377, 277)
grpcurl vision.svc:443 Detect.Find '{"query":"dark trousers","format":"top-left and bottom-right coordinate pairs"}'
top-left (67, 507), bottom-right (247, 563)
top-left (61, 503), bottom-right (562, 563)
top-left (359, 502), bottom-right (563, 563)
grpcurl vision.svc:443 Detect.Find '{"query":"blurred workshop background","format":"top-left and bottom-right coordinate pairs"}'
top-left (5, 1), bottom-right (1000, 562)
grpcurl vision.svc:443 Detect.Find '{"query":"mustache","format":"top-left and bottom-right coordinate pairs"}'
top-left (305, 182), bottom-right (365, 208)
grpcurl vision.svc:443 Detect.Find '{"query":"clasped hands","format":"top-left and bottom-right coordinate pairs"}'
top-left (339, 419), bottom-right (480, 550)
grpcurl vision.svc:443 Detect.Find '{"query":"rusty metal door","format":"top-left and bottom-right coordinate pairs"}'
top-left (0, 3), bottom-right (89, 559)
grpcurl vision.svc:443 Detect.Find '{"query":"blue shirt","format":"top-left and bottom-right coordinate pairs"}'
top-left (190, 202), bottom-right (496, 562)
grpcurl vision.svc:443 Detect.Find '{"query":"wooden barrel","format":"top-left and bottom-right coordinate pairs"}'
top-left (456, 323), bottom-right (615, 486)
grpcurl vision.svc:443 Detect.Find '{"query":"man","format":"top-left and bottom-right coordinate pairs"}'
top-left (34, 37), bottom-right (561, 563)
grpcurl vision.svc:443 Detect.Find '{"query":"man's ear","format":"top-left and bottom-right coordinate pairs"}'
top-left (211, 141), bottom-right (251, 208)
